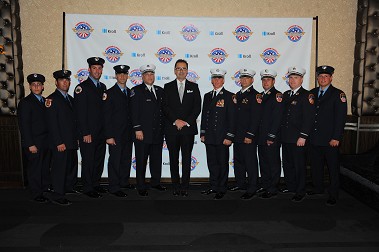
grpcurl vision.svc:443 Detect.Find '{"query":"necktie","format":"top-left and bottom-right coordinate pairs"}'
top-left (179, 82), bottom-right (184, 103)
top-left (123, 89), bottom-right (127, 96)
top-left (319, 90), bottom-right (324, 98)
top-left (212, 90), bottom-right (216, 99)
top-left (150, 87), bottom-right (156, 99)
top-left (290, 91), bottom-right (294, 97)
top-left (65, 95), bottom-right (72, 107)
top-left (40, 97), bottom-right (44, 104)
top-left (96, 82), bottom-right (101, 89)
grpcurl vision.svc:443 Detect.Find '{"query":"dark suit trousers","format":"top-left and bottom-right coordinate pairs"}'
top-left (107, 140), bottom-right (133, 193)
top-left (65, 150), bottom-right (78, 191)
top-left (282, 143), bottom-right (306, 195)
top-left (310, 145), bottom-right (340, 198)
top-left (166, 134), bottom-right (194, 190)
top-left (134, 140), bottom-right (163, 190)
top-left (233, 143), bottom-right (259, 193)
top-left (205, 144), bottom-right (229, 193)
top-left (50, 149), bottom-right (76, 200)
top-left (79, 139), bottom-right (106, 193)
top-left (258, 144), bottom-right (281, 193)
top-left (24, 148), bottom-right (51, 199)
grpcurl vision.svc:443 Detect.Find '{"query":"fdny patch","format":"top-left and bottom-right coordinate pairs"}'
top-left (256, 93), bottom-right (262, 104)
top-left (276, 93), bottom-right (283, 103)
top-left (75, 86), bottom-right (82, 94)
top-left (232, 94), bottom-right (237, 104)
top-left (216, 99), bottom-right (224, 107)
top-left (308, 94), bottom-right (315, 105)
top-left (102, 93), bottom-right (107, 100)
top-left (340, 93), bottom-right (347, 103)
top-left (45, 99), bottom-right (52, 108)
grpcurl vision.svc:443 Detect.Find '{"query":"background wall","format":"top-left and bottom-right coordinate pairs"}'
top-left (19, 0), bottom-right (357, 113)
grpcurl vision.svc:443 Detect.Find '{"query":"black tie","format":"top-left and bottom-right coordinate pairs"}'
top-left (319, 90), bottom-right (324, 98)
top-left (65, 95), bottom-right (72, 107)
top-left (290, 91), bottom-right (294, 97)
top-left (123, 89), bottom-right (127, 96)
top-left (212, 91), bottom-right (216, 99)
top-left (97, 82), bottom-right (101, 89)
top-left (150, 87), bottom-right (156, 99)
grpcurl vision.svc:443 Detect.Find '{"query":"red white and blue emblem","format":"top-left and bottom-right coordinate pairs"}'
top-left (162, 140), bottom-right (168, 150)
top-left (232, 25), bottom-right (253, 42)
top-left (229, 159), bottom-right (234, 169)
top-left (282, 72), bottom-right (290, 86)
top-left (129, 69), bottom-right (143, 86)
top-left (186, 70), bottom-right (200, 83)
top-left (231, 70), bottom-right (241, 87)
top-left (285, 25), bottom-right (305, 42)
top-left (190, 156), bottom-right (199, 171)
top-left (180, 24), bottom-right (200, 42)
top-left (155, 47), bottom-right (176, 64)
top-left (208, 48), bottom-right (228, 64)
top-left (103, 46), bottom-right (124, 63)
top-left (260, 48), bottom-right (280, 65)
top-left (126, 23), bottom-right (147, 41)
top-left (72, 22), bottom-right (93, 39)
top-left (131, 157), bottom-right (137, 170)
top-left (74, 68), bottom-right (89, 83)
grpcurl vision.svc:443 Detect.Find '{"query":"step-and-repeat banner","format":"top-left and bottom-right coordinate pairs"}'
top-left (66, 14), bottom-right (313, 178)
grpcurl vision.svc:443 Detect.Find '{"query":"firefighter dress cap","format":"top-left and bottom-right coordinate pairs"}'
top-left (53, 70), bottom-right (72, 80)
top-left (260, 69), bottom-right (277, 79)
top-left (288, 66), bottom-right (306, 77)
top-left (114, 65), bottom-right (130, 74)
top-left (316, 65), bottom-right (334, 75)
top-left (239, 68), bottom-right (256, 78)
top-left (87, 57), bottom-right (105, 67)
top-left (210, 68), bottom-right (227, 77)
top-left (139, 64), bottom-right (156, 74)
top-left (27, 73), bottom-right (45, 84)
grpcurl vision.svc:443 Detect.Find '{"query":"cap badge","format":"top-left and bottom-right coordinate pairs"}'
top-left (34, 74), bottom-right (37, 77)
top-left (322, 66), bottom-right (327, 69)
top-left (121, 65), bottom-right (125, 69)
top-left (95, 57), bottom-right (99, 61)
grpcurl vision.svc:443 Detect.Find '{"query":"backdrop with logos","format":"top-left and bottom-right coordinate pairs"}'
top-left (65, 14), bottom-right (313, 178)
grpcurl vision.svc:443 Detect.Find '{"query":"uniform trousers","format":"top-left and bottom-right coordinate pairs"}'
top-left (258, 143), bottom-right (281, 193)
top-left (282, 143), bottom-right (306, 195)
top-left (205, 144), bottom-right (229, 193)
top-left (233, 143), bottom-right (259, 193)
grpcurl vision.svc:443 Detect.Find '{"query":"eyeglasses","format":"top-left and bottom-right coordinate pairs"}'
top-left (175, 67), bottom-right (188, 71)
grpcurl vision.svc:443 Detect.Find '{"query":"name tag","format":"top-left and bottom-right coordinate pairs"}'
top-left (146, 99), bottom-right (152, 102)
top-left (186, 90), bottom-right (193, 93)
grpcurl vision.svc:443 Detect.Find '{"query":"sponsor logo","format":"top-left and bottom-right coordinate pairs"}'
top-left (102, 28), bottom-right (117, 33)
top-left (156, 30), bottom-right (171, 35)
top-left (208, 48), bottom-right (228, 64)
top-left (103, 46), bottom-right (123, 63)
top-left (233, 25), bottom-right (253, 42)
top-left (74, 69), bottom-right (89, 83)
top-left (126, 23), bottom-right (147, 40)
top-left (156, 76), bottom-right (170, 81)
top-left (237, 54), bottom-right (252, 58)
top-left (129, 69), bottom-right (143, 86)
top-left (103, 75), bottom-right (116, 80)
top-left (209, 31), bottom-right (224, 36)
top-left (155, 47), bottom-right (176, 64)
top-left (285, 25), bottom-right (305, 42)
top-left (260, 48), bottom-right (280, 65)
top-left (231, 70), bottom-right (241, 87)
top-left (190, 156), bottom-right (199, 171)
top-left (186, 70), bottom-right (200, 83)
top-left (184, 53), bottom-right (199, 58)
top-left (72, 22), bottom-right (93, 39)
top-left (131, 52), bottom-right (146, 57)
top-left (262, 31), bottom-right (275, 36)
top-left (180, 24), bottom-right (200, 41)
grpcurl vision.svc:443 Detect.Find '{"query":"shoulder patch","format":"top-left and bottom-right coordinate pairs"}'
top-left (276, 93), bottom-right (283, 103)
top-left (256, 93), bottom-right (262, 104)
top-left (45, 98), bottom-right (52, 108)
top-left (75, 86), bottom-right (82, 94)
top-left (340, 93), bottom-right (347, 103)
top-left (308, 94), bottom-right (315, 105)
top-left (102, 93), bottom-right (107, 101)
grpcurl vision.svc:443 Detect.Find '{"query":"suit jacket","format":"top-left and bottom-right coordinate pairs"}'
top-left (17, 93), bottom-right (49, 149)
top-left (281, 86), bottom-right (315, 144)
top-left (130, 83), bottom-right (165, 144)
top-left (45, 89), bottom-right (77, 150)
top-left (103, 84), bottom-right (132, 143)
top-left (73, 77), bottom-right (106, 140)
top-left (200, 87), bottom-right (236, 145)
top-left (309, 85), bottom-right (347, 146)
top-left (257, 87), bottom-right (284, 145)
top-left (163, 79), bottom-right (201, 136)
top-left (234, 86), bottom-right (263, 143)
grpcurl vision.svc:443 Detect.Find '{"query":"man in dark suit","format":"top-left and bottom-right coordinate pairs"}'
top-left (309, 65), bottom-right (347, 206)
top-left (281, 67), bottom-right (315, 202)
top-left (103, 64), bottom-right (134, 198)
top-left (231, 68), bottom-right (262, 200)
top-left (18, 73), bottom-right (51, 202)
top-left (257, 69), bottom-right (284, 199)
top-left (130, 64), bottom-right (166, 196)
top-left (46, 70), bottom-right (77, 206)
top-left (74, 57), bottom-right (107, 198)
top-left (163, 59), bottom-right (201, 197)
top-left (200, 68), bottom-right (236, 200)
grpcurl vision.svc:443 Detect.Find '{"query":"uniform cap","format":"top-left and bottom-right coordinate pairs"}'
top-left (316, 65), bottom-right (334, 75)
top-left (53, 69), bottom-right (71, 80)
top-left (288, 66), bottom-right (306, 77)
top-left (87, 57), bottom-right (105, 66)
top-left (113, 65), bottom-right (130, 74)
top-left (260, 69), bottom-right (277, 79)
top-left (139, 64), bottom-right (156, 74)
top-left (239, 68), bottom-right (256, 78)
top-left (27, 73), bottom-right (45, 84)
top-left (210, 68), bottom-right (227, 77)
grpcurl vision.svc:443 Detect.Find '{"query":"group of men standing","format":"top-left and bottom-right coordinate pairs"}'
top-left (18, 56), bottom-right (347, 207)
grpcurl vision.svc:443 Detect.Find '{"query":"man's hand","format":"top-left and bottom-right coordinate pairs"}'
top-left (329, 139), bottom-right (340, 147)
top-left (135, 131), bottom-right (144, 141)
top-left (297, 137), bottom-right (306, 146)
top-left (175, 119), bottom-right (187, 130)
top-left (29, 145), bottom-right (38, 154)
top-left (83, 135), bottom-right (92, 143)
top-left (57, 144), bottom-right (66, 152)
top-left (106, 138), bottom-right (116, 146)
top-left (223, 139), bottom-right (232, 146)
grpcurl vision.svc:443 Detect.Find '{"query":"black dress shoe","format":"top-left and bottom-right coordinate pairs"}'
top-left (85, 191), bottom-right (102, 198)
top-left (34, 196), bottom-right (49, 203)
top-left (306, 190), bottom-right (324, 196)
top-left (256, 187), bottom-right (266, 194)
top-left (95, 186), bottom-right (108, 194)
top-left (53, 198), bottom-right (72, 206)
top-left (291, 194), bottom-right (305, 202)
top-left (152, 185), bottom-right (167, 191)
top-left (173, 189), bottom-right (180, 196)
top-left (181, 190), bottom-right (188, 197)
top-left (112, 191), bottom-right (127, 197)
top-left (201, 189), bottom-right (216, 195)
top-left (260, 191), bottom-right (277, 199)
top-left (228, 186), bottom-right (243, 192)
top-left (326, 196), bottom-right (337, 206)
top-left (122, 184), bottom-right (136, 190)
top-left (279, 188), bottom-right (290, 194)
top-left (240, 192), bottom-right (256, 200)
top-left (214, 192), bottom-right (225, 200)
top-left (138, 190), bottom-right (148, 197)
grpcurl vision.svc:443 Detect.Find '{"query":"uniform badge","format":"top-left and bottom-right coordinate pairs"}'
top-left (130, 89), bottom-right (135, 97)
top-left (308, 94), bottom-right (315, 104)
top-left (291, 100), bottom-right (297, 105)
top-left (75, 86), bottom-right (82, 94)
top-left (242, 98), bottom-right (249, 104)
top-left (216, 99), bottom-right (224, 107)
top-left (276, 93), bottom-right (283, 103)
top-left (340, 93), bottom-right (347, 103)
top-left (45, 98), bottom-right (52, 108)
top-left (232, 94), bottom-right (237, 104)
top-left (102, 93), bottom-right (107, 100)
top-left (256, 94), bottom-right (262, 104)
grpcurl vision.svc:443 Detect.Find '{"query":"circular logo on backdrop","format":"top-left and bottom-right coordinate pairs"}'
top-left (129, 69), bottom-right (143, 86)
top-left (74, 68), bottom-right (89, 83)
top-left (126, 23), bottom-right (147, 40)
top-left (131, 157), bottom-right (137, 170)
top-left (155, 47), bottom-right (176, 64)
top-left (72, 22), bottom-right (94, 39)
top-left (186, 70), bottom-right (200, 83)
top-left (229, 159), bottom-right (234, 169)
top-left (260, 48), bottom-right (280, 65)
top-left (162, 140), bottom-right (168, 150)
top-left (180, 24), bottom-right (200, 42)
top-left (191, 156), bottom-right (199, 171)
top-left (231, 71), bottom-right (241, 87)
top-left (285, 25), bottom-right (305, 42)
top-left (232, 25), bottom-right (253, 42)
top-left (103, 46), bottom-right (124, 63)
top-left (208, 48), bottom-right (228, 64)
top-left (282, 71), bottom-right (291, 86)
